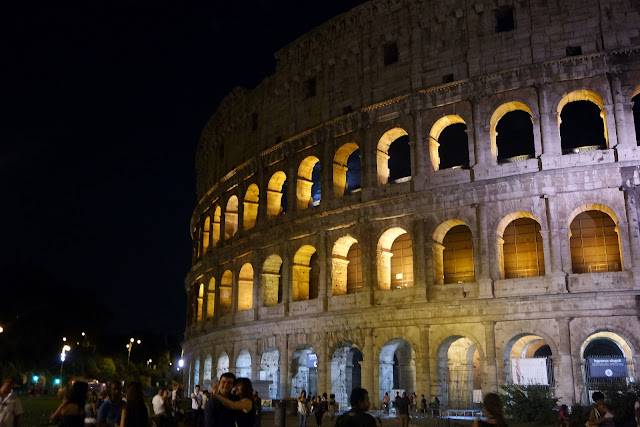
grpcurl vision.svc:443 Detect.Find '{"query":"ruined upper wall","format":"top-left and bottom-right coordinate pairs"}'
top-left (196, 0), bottom-right (640, 197)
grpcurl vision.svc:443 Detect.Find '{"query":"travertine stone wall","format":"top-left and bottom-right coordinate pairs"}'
top-left (184, 0), bottom-right (640, 407)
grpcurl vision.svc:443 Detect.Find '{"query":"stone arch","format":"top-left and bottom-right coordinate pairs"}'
top-left (197, 283), bottom-right (204, 323)
top-left (331, 235), bottom-right (363, 295)
top-left (378, 338), bottom-right (415, 402)
top-left (291, 345), bottom-right (318, 397)
top-left (331, 341), bottom-right (363, 409)
top-left (567, 205), bottom-right (622, 274)
top-left (216, 352), bottom-right (230, 380)
top-left (297, 156), bottom-right (321, 209)
top-left (220, 270), bottom-right (233, 314)
top-left (194, 357), bottom-right (201, 387)
top-left (212, 206), bottom-right (221, 246)
top-left (580, 331), bottom-right (636, 402)
top-left (377, 127), bottom-right (411, 185)
top-left (202, 216), bottom-right (210, 255)
top-left (333, 143), bottom-right (361, 196)
top-left (556, 90), bottom-right (609, 153)
top-left (433, 219), bottom-right (475, 285)
top-left (238, 263), bottom-right (254, 311)
top-left (436, 336), bottom-right (482, 409)
top-left (429, 115), bottom-right (469, 171)
top-left (203, 354), bottom-right (213, 391)
top-left (206, 278), bottom-right (215, 319)
top-left (260, 347), bottom-right (280, 399)
top-left (243, 184), bottom-right (259, 231)
top-left (377, 227), bottom-right (413, 290)
top-left (267, 171), bottom-right (287, 218)
top-left (225, 195), bottom-right (239, 238)
top-left (236, 349), bottom-right (252, 379)
top-left (503, 333), bottom-right (554, 386)
top-left (292, 245), bottom-right (319, 301)
top-left (490, 101), bottom-right (535, 162)
top-left (495, 213), bottom-right (546, 279)
top-left (262, 254), bottom-right (283, 307)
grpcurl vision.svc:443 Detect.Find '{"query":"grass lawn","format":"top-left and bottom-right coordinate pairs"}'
top-left (19, 395), bottom-right (60, 426)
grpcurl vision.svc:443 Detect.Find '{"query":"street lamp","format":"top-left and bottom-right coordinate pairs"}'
top-left (60, 344), bottom-right (71, 374)
top-left (126, 338), bottom-right (141, 365)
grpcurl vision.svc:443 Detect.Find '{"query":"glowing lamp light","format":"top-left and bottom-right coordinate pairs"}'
top-left (136, 339), bottom-right (141, 344)
top-left (60, 352), bottom-right (66, 362)
top-left (54, 378), bottom-right (61, 385)
top-left (63, 337), bottom-right (67, 342)
top-left (81, 332), bottom-right (85, 336)
top-left (178, 358), bottom-right (184, 368)
top-left (32, 375), bottom-right (39, 383)
top-left (0, 326), bottom-right (4, 333)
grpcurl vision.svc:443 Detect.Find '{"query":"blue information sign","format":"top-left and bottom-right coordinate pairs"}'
top-left (588, 357), bottom-right (627, 378)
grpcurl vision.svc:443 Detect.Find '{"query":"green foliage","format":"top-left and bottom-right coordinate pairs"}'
top-left (596, 383), bottom-right (640, 427)
top-left (568, 403), bottom-right (588, 427)
top-left (500, 384), bottom-right (558, 425)
top-left (97, 357), bottom-right (116, 380)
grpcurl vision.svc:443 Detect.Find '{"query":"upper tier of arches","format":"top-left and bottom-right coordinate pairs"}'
top-left (192, 84), bottom-right (640, 262)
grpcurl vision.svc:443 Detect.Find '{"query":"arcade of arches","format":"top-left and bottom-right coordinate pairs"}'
top-left (185, 327), bottom-right (638, 407)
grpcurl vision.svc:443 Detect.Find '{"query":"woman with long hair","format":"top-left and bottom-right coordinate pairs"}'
top-left (120, 382), bottom-right (151, 427)
top-left (212, 377), bottom-right (255, 427)
top-left (50, 381), bottom-right (88, 427)
top-left (473, 393), bottom-right (507, 427)
top-left (297, 390), bottom-right (309, 427)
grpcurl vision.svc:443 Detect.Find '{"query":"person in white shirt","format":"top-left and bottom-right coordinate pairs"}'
top-left (0, 378), bottom-right (23, 427)
top-left (191, 385), bottom-right (204, 426)
top-left (152, 388), bottom-right (165, 415)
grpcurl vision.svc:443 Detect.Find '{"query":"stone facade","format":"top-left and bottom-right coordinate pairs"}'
top-left (184, 0), bottom-right (640, 407)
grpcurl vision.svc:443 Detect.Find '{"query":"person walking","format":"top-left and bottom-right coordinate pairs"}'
top-left (473, 393), bottom-right (507, 427)
top-left (297, 390), bottom-right (309, 427)
top-left (395, 392), bottom-right (410, 427)
top-left (191, 385), bottom-right (204, 427)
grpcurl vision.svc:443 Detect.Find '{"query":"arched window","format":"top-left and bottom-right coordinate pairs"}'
top-left (262, 255), bottom-right (283, 307)
top-left (633, 94), bottom-right (640, 145)
top-left (212, 206), bottom-right (221, 246)
top-left (490, 102), bottom-right (535, 163)
top-left (197, 283), bottom-right (204, 323)
top-left (225, 196), bottom-right (239, 238)
top-left (267, 172), bottom-right (287, 219)
top-left (558, 90), bottom-right (608, 154)
top-left (243, 184), bottom-right (259, 231)
top-left (429, 115), bottom-right (469, 170)
top-left (377, 228), bottom-right (413, 290)
top-left (501, 218), bottom-right (545, 278)
top-left (292, 245), bottom-right (318, 301)
top-left (442, 225), bottom-right (475, 284)
top-left (220, 270), bottom-right (233, 313)
top-left (496, 111), bottom-right (535, 163)
top-left (333, 143), bottom-right (361, 196)
top-left (570, 210), bottom-right (621, 273)
top-left (202, 216), bottom-right (210, 255)
top-left (331, 236), bottom-right (362, 296)
top-left (207, 278), bottom-right (215, 319)
top-left (238, 263), bottom-right (254, 311)
top-left (297, 156), bottom-right (321, 209)
top-left (377, 128), bottom-right (411, 184)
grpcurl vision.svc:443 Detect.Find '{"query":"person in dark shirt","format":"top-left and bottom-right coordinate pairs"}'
top-left (395, 392), bottom-right (410, 427)
top-left (204, 373), bottom-right (237, 427)
top-left (212, 378), bottom-right (255, 427)
top-left (335, 388), bottom-right (376, 427)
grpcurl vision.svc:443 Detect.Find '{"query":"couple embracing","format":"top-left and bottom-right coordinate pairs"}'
top-left (205, 373), bottom-right (255, 427)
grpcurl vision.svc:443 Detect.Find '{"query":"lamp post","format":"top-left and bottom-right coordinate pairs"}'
top-left (126, 338), bottom-right (141, 366)
top-left (60, 344), bottom-right (71, 374)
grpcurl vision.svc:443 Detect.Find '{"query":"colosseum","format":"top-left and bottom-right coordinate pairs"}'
top-left (183, 0), bottom-right (640, 409)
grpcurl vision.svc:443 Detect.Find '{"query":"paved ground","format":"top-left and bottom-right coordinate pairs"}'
top-left (257, 410), bottom-right (473, 427)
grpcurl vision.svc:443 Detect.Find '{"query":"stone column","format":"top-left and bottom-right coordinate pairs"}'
top-left (413, 219), bottom-right (428, 299)
top-left (418, 326), bottom-right (431, 397)
top-left (360, 127), bottom-right (377, 202)
top-left (281, 250), bottom-right (291, 314)
top-left (318, 231), bottom-right (329, 310)
top-left (287, 156), bottom-right (297, 215)
top-left (624, 190), bottom-right (640, 278)
top-left (412, 112), bottom-right (428, 189)
top-left (476, 204), bottom-right (494, 298)
top-left (360, 329), bottom-right (376, 407)
top-left (316, 335), bottom-right (329, 397)
top-left (536, 82), bottom-right (562, 158)
top-left (555, 317), bottom-right (576, 405)
top-left (432, 243), bottom-right (445, 285)
top-left (482, 321), bottom-right (498, 393)
top-left (279, 336), bottom-right (290, 399)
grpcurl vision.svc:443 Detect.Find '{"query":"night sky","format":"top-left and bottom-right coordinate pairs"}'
top-left (1, 0), bottom-right (368, 337)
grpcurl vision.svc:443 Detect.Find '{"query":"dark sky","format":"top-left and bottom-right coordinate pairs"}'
top-left (1, 0), bottom-right (367, 336)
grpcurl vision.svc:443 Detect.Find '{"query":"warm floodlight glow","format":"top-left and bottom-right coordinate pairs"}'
top-left (178, 358), bottom-right (184, 368)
